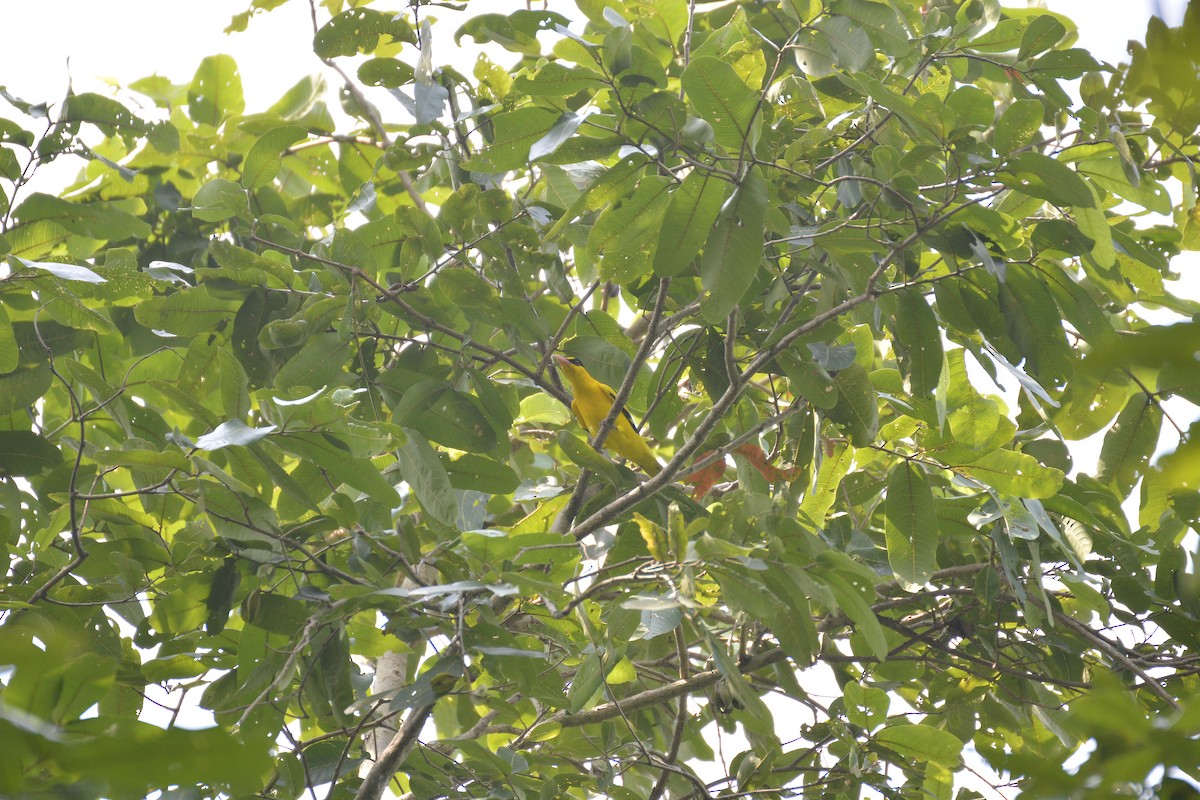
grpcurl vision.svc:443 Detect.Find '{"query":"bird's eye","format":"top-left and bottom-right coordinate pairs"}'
top-left (568, 357), bottom-right (583, 366)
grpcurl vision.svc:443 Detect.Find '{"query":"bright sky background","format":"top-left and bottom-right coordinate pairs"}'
top-left (0, 1), bottom-right (1189, 165)
top-left (1, 2), bottom-right (1184, 100)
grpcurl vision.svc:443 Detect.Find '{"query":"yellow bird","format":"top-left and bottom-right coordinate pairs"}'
top-left (553, 355), bottom-right (661, 476)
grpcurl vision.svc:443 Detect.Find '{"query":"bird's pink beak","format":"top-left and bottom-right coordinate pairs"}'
top-left (553, 354), bottom-right (568, 367)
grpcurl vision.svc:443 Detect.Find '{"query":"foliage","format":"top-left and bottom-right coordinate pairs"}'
top-left (2, 0), bottom-right (1200, 798)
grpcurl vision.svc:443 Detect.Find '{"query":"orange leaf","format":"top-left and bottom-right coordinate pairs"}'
top-left (684, 450), bottom-right (726, 499)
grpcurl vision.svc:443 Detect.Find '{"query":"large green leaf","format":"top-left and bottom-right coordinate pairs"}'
top-left (241, 125), bottom-right (307, 189)
top-left (875, 724), bottom-right (963, 768)
top-left (393, 379), bottom-right (498, 453)
top-left (60, 92), bottom-right (145, 136)
top-left (587, 175), bottom-right (672, 284)
top-left (699, 168), bottom-right (767, 323)
top-left (133, 286), bottom-right (241, 336)
top-left (396, 428), bottom-right (457, 527)
top-left (999, 265), bottom-right (1072, 385)
top-left (443, 453), bottom-right (520, 494)
top-left (13, 194), bottom-right (150, 241)
top-left (188, 54), bottom-right (245, 125)
top-left (0, 431), bottom-right (61, 476)
top-left (313, 8), bottom-right (417, 58)
top-left (461, 107), bottom-right (559, 173)
top-left (998, 152), bottom-right (1095, 208)
top-left (0, 363), bottom-right (52, 415)
top-left (681, 56), bottom-right (760, 151)
top-left (814, 555), bottom-right (887, 661)
top-left (953, 448), bottom-right (1064, 499)
top-left (274, 432), bottom-right (400, 505)
top-left (884, 462), bottom-right (939, 588)
top-left (1098, 393), bottom-right (1161, 496)
top-left (827, 363), bottom-right (879, 447)
top-left (0, 303), bottom-right (16, 373)
top-left (273, 333), bottom-right (352, 391)
top-left (893, 289), bottom-right (943, 396)
top-left (653, 170), bottom-right (729, 277)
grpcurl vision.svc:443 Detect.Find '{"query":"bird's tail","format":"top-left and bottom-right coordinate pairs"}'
top-left (633, 449), bottom-right (662, 477)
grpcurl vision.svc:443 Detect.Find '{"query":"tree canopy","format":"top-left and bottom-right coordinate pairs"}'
top-left (2, 1), bottom-right (1200, 798)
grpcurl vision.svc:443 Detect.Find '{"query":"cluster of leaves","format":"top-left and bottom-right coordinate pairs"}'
top-left (2, 0), bottom-right (1200, 798)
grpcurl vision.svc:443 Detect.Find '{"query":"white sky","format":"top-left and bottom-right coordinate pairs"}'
top-left (0, 1), bottom-right (1184, 138)
top-left (0, 0), bottom-right (1189, 212)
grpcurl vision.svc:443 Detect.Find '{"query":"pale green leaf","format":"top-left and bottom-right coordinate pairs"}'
top-left (884, 462), bottom-right (940, 588)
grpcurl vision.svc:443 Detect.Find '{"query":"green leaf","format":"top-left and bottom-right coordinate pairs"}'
top-left (1028, 48), bottom-right (1102, 79)
top-left (760, 571), bottom-right (819, 664)
top-left (884, 462), bottom-right (939, 588)
top-left (513, 62), bottom-right (605, 96)
top-left (876, 724), bottom-right (963, 768)
top-left (91, 448), bottom-right (190, 471)
top-left (275, 432), bottom-right (400, 505)
top-left (1017, 14), bottom-right (1067, 60)
top-left (844, 681), bottom-right (890, 731)
top-left (0, 431), bottom-right (61, 476)
top-left (556, 430), bottom-right (624, 485)
top-left (61, 92), bottom-right (145, 136)
top-left (0, 363), bottom-right (52, 415)
top-left (273, 333), bottom-right (352, 390)
top-left (815, 560), bottom-right (887, 661)
top-left (543, 154), bottom-right (648, 241)
top-left (947, 397), bottom-right (1001, 453)
top-left (0, 304), bottom-right (15, 373)
top-left (893, 290), bottom-right (942, 396)
top-left (242, 125), bottom-right (307, 189)
top-left (396, 429), bottom-right (457, 527)
top-left (50, 722), bottom-right (273, 796)
top-left (209, 241), bottom-right (295, 289)
top-left (815, 15), bottom-right (875, 72)
top-left (1055, 369), bottom-right (1131, 439)
top-left (827, 364), bottom-right (879, 447)
top-left (393, 379), bottom-right (498, 453)
top-left (945, 84), bottom-right (996, 130)
top-left (461, 107), bottom-right (559, 173)
top-left (699, 168), bottom-right (767, 323)
top-left (829, 0), bottom-right (910, 58)
top-left (998, 152), bottom-right (1095, 208)
top-left (1074, 154), bottom-right (1172, 215)
top-left (314, 8), bottom-right (416, 57)
top-left (443, 453), bottom-right (519, 494)
top-left (13, 194), bottom-right (151, 241)
top-left (653, 170), bottom-right (729, 277)
top-left (357, 57), bottom-right (415, 88)
top-left (953, 448), bottom-right (1064, 499)
top-left (1074, 204), bottom-right (1115, 267)
top-left (455, 11), bottom-right (569, 56)
top-left (966, 17), bottom-right (1028, 52)
top-left (681, 56), bottom-right (760, 151)
top-left (799, 441), bottom-right (853, 526)
top-left (188, 54), bottom-right (245, 126)
top-left (999, 265), bottom-right (1072, 384)
top-left (134, 285), bottom-right (241, 336)
top-left (191, 178), bottom-right (249, 223)
top-left (1098, 393), bottom-right (1161, 495)
top-left (993, 98), bottom-right (1044, 154)
top-left (588, 175), bottom-right (672, 284)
